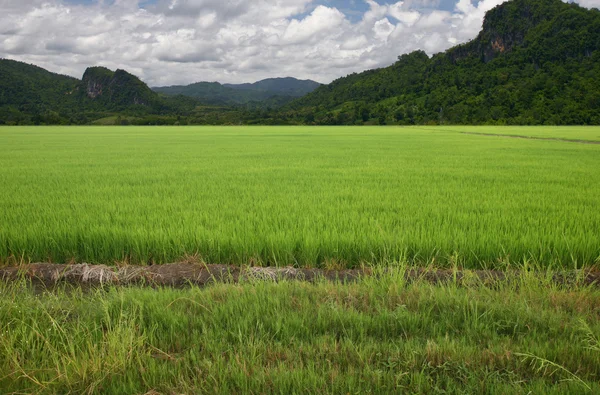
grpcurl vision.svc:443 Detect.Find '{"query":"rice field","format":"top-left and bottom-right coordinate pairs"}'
top-left (1, 126), bottom-right (599, 268)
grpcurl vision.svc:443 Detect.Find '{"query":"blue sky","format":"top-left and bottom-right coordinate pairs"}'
top-left (312, 0), bottom-right (457, 20)
top-left (61, 0), bottom-right (464, 21)
top-left (64, 0), bottom-right (459, 21)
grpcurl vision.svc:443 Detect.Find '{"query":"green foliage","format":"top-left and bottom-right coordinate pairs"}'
top-left (281, 0), bottom-right (600, 125)
top-left (1, 272), bottom-right (600, 393)
top-left (0, 61), bottom-right (200, 124)
top-left (81, 68), bottom-right (159, 110)
top-left (153, 82), bottom-right (251, 106)
top-left (153, 77), bottom-right (320, 108)
top-left (0, 126), bottom-right (599, 267)
top-left (224, 77), bottom-right (321, 96)
top-left (0, 59), bottom-right (80, 125)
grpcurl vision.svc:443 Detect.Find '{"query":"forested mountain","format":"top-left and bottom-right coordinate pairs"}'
top-left (153, 82), bottom-right (246, 106)
top-left (224, 78), bottom-right (321, 96)
top-left (1, 0), bottom-right (599, 125)
top-left (0, 60), bottom-right (80, 124)
top-left (0, 60), bottom-right (200, 124)
top-left (81, 67), bottom-right (160, 109)
top-left (153, 77), bottom-right (320, 106)
top-left (282, 0), bottom-right (600, 125)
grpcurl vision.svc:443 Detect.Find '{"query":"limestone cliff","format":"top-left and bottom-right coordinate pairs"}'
top-left (80, 67), bottom-right (159, 108)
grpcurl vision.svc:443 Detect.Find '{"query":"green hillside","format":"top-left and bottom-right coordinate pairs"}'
top-left (224, 77), bottom-right (321, 96)
top-left (284, 0), bottom-right (600, 125)
top-left (0, 59), bottom-right (80, 124)
top-left (153, 77), bottom-right (320, 107)
top-left (153, 82), bottom-right (264, 106)
top-left (81, 67), bottom-right (160, 109)
top-left (0, 61), bottom-right (198, 124)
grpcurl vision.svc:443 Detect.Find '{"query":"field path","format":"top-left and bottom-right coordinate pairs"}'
top-left (1, 263), bottom-right (599, 288)
top-left (460, 131), bottom-right (600, 144)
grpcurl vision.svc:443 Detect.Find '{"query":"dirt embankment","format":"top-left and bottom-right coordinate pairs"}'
top-left (460, 131), bottom-right (600, 144)
top-left (1, 263), bottom-right (599, 288)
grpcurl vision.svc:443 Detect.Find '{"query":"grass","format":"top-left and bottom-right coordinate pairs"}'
top-left (1, 268), bottom-right (599, 393)
top-left (1, 126), bottom-right (599, 267)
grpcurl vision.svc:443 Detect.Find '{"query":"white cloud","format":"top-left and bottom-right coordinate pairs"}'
top-left (575, 0), bottom-right (600, 7)
top-left (341, 35), bottom-right (369, 50)
top-left (373, 18), bottom-right (395, 41)
top-left (388, 6), bottom-right (421, 26)
top-left (282, 6), bottom-right (346, 44)
top-left (0, 0), bottom-right (596, 86)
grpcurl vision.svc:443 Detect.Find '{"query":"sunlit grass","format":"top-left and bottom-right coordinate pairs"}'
top-left (1, 126), bottom-right (599, 267)
top-left (1, 269), bottom-right (599, 393)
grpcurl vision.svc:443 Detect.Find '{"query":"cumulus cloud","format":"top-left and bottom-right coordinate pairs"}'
top-left (0, 0), bottom-right (596, 86)
top-left (575, 0), bottom-right (600, 7)
top-left (283, 6), bottom-right (346, 44)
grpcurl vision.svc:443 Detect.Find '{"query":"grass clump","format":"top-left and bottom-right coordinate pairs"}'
top-left (1, 269), bottom-right (599, 393)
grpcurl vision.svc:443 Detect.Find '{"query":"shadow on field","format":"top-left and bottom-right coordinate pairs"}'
top-left (1, 263), bottom-right (599, 288)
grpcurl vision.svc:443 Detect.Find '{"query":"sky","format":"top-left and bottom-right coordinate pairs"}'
top-left (0, 0), bottom-right (599, 86)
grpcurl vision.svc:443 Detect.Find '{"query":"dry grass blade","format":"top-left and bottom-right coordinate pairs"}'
top-left (515, 352), bottom-right (592, 391)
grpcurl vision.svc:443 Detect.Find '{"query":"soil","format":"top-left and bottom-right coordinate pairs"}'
top-left (1, 263), bottom-right (599, 288)
top-left (460, 131), bottom-right (600, 144)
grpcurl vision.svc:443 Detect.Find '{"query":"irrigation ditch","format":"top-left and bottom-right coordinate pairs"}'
top-left (459, 131), bottom-right (600, 144)
top-left (1, 263), bottom-right (599, 288)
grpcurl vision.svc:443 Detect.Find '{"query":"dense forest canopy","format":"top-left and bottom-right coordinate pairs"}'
top-left (283, 0), bottom-right (600, 125)
top-left (0, 0), bottom-right (599, 125)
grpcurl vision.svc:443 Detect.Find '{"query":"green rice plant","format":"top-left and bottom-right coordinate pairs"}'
top-left (1, 270), bottom-right (600, 393)
top-left (515, 352), bottom-right (591, 391)
top-left (0, 284), bottom-right (151, 393)
top-left (0, 126), bottom-right (599, 268)
top-left (580, 319), bottom-right (600, 353)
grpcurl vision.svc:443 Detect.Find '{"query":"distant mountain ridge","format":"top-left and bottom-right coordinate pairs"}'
top-left (223, 77), bottom-right (321, 96)
top-left (152, 77), bottom-right (321, 106)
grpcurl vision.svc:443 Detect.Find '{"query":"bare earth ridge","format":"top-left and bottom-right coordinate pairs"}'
top-left (460, 131), bottom-right (600, 144)
top-left (1, 263), bottom-right (599, 288)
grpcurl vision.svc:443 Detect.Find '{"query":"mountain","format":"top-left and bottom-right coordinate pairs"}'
top-left (153, 82), bottom-right (257, 106)
top-left (284, 0), bottom-right (600, 125)
top-left (153, 77), bottom-right (321, 106)
top-left (81, 67), bottom-right (160, 109)
top-left (0, 60), bottom-right (198, 124)
top-left (223, 77), bottom-right (321, 97)
top-left (0, 59), bottom-right (80, 123)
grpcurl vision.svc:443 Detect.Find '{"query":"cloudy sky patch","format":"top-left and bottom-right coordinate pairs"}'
top-left (1, 0), bottom-right (599, 85)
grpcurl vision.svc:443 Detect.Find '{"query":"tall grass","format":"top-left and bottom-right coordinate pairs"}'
top-left (1, 270), bottom-right (599, 393)
top-left (1, 126), bottom-right (599, 267)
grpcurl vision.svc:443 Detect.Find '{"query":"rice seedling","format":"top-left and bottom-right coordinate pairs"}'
top-left (0, 125), bottom-right (598, 268)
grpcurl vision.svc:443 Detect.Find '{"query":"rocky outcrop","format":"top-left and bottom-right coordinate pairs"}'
top-left (80, 66), bottom-right (158, 108)
top-left (86, 81), bottom-right (103, 99)
top-left (82, 67), bottom-right (114, 99)
top-left (447, 0), bottom-right (567, 64)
